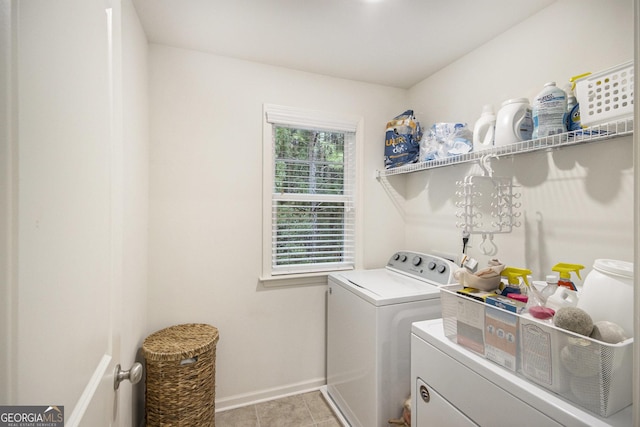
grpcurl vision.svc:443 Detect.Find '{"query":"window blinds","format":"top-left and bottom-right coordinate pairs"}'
top-left (270, 121), bottom-right (356, 275)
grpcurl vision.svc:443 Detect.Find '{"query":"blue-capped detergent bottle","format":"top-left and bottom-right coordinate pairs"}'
top-left (532, 82), bottom-right (567, 139)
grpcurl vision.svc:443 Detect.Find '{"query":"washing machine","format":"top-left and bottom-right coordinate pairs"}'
top-left (325, 251), bottom-right (458, 427)
top-left (411, 318), bottom-right (633, 427)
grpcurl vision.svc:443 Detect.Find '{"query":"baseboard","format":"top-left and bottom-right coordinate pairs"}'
top-left (215, 377), bottom-right (326, 412)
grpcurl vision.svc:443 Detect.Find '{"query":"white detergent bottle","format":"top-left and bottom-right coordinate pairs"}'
top-left (532, 82), bottom-right (567, 139)
top-left (472, 104), bottom-right (496, 151)
top-left (494, 98), bottom-right (533, 146)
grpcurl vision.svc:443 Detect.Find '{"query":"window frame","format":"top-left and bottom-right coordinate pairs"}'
top-left (261, 104), bottom-right (363, 286)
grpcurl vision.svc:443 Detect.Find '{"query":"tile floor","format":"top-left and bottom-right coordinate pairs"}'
top-left (215, 391), bottom-right (342, 427)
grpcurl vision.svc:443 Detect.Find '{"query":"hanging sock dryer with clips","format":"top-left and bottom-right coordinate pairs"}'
top-left (455, 154), bottom-right (521, 255)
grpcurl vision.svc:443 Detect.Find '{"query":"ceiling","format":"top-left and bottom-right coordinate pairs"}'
top-left (132, 0), bottom-right (557, 89)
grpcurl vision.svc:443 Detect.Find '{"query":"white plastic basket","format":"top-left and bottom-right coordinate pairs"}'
top-left (575, 61), bottom-right (634, 127)
top-left (439, 286), bottom-right (633, 417)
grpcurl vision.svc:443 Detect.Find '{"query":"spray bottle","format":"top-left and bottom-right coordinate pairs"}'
top-left (551, 263), bottom-right (584, 291)
top-left (500, 266), bottom-right (532, 294)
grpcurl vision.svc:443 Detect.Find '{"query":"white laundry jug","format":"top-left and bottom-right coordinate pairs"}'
top-left (545, 286), bottom-right (578, 312)
top-left (494, 98), bottom-right (533, 146)
top-left (577, 259), bottom-right (634, 337)
top-left (472, 104), bottom-right (496, 151)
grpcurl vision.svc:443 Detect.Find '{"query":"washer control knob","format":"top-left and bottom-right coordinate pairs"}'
top-left (400, 254), bottom-right (407, 262)
top-left (393, 253), bottom-right (400, 261)
top-left (412, 256), bottom-right (422, 266)
top-left (437, 264), bottom-right (447, 274)
top-left (427, 261), bottom-right (436, 270)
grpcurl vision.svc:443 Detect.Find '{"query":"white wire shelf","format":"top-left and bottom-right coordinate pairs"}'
top-left (377, 118), bottom-right (634, 178)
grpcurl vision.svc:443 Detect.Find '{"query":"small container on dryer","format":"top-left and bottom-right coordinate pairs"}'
top-left (494, 98), bottom-right (533, 146)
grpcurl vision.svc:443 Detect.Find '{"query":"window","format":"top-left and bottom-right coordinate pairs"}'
top-left (262, 105), bottom-right (360, 282)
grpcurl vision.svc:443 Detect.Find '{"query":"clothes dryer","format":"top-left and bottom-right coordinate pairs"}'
top-left (411, 319), bottom-right (633, 426)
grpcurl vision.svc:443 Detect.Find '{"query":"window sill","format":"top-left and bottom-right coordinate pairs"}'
top-left (259, 270), bottom-right (351, 288)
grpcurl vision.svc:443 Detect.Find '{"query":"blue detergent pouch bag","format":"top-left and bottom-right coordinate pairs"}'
top-left (384, 110), bottom-right (423, 169)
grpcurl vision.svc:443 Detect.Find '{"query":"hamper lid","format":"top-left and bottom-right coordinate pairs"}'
top-left (142, 323), bottom-right (219, 361)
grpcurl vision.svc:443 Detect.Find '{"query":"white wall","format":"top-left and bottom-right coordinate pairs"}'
top-left (121, 0), bottom-right (149, 425)
top-left (405, 0), bottom-right (635, 277)
top-left (147, 45), bottom-right (407, 408)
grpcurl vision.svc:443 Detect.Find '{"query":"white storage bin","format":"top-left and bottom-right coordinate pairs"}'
top-left (575, 61), bottom-right (634, 127)
top-left (439, 286), bottom-right (633, 417)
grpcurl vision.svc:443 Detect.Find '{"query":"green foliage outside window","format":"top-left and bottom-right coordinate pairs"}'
top-left (273, 126), bottom-right (349, 266)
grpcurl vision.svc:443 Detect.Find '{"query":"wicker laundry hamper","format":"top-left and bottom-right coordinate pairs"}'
top-left (142, 323), bottom-right (219, 427)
